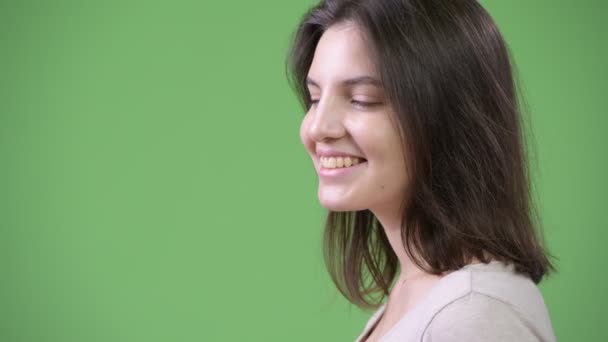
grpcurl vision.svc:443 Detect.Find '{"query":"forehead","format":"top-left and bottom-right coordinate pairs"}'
top-left (307, 22), bottom-right (378, 85)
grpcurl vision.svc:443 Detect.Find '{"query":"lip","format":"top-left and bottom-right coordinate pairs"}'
top-left (317, 160), bottom-right (367, 178)
top-left (315, 146), bottom-right (366, 160)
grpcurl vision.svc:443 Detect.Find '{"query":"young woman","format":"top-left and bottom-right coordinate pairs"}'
top-left (286, 0), bottom-right (557, 341)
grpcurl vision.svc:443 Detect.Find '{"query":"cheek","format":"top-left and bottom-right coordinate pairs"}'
top-left (348, 118), bottom-right (393, 159)
top-left (352, 117), bottom-right (407, 179)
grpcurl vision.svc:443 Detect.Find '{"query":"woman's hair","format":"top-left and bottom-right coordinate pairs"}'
top-left (286, 0), bottom-right (557, 309)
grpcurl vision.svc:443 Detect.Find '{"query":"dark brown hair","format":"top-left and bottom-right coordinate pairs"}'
top-left (286, 0), bottom-right (557, 309)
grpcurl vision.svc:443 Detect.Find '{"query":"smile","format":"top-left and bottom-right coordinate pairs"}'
top-left (318, 156), bottom-right (368, 179)
top-left (319, 156), bottom-right (365, 169)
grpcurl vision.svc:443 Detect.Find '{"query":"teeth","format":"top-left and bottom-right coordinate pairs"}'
top-left (320, 156), bottom-right (365, 169)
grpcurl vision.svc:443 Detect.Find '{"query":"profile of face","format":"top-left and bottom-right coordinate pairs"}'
top-left (300, 22), bottom-right (409, 214)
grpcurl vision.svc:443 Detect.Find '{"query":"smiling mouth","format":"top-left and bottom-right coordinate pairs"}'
top-left (319, 156), bottom-right (367, 169)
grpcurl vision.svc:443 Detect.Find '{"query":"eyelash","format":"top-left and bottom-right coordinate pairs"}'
top-left (309, 99), bottom-right (377, 108)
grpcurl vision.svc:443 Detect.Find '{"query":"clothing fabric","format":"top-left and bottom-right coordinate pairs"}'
top-left (355, 260), bottom-right (556, 342)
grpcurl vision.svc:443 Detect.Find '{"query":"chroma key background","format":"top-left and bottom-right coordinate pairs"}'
top-left (0, 0), bottom-right (605, 341)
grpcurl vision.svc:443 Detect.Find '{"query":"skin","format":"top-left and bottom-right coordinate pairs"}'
top-left (300, 21), bottom-right (408, 222)
top-left (299, 21), bottom-right (476, 341)
top-left (300, 21), bottom-right (435, 282)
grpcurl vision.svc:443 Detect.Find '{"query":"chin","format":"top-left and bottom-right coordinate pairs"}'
top-left (318, 196), bottom-right (364, 212)
top-left (320, 203), bottom-right (352, 212)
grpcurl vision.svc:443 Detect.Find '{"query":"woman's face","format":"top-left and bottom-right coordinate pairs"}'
top-left (300, 22), bottom-right (409, 214)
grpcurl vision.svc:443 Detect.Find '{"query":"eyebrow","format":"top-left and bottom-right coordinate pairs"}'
top-left (306, 75), bottom-right (383, 88)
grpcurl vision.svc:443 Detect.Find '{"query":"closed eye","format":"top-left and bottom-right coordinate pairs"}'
top-left (351, 100), bottom-right (380, 108)
top-left (308, 99), bottom-right (380, 109)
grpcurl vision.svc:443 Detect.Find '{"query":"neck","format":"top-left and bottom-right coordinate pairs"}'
top-left (371, 207), bottom-right (485, 285)
top-left (371, 207), bottom-right (431, 282)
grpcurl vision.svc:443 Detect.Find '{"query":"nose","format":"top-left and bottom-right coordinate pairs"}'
top-left (306, 97), bottom-right (346, 142)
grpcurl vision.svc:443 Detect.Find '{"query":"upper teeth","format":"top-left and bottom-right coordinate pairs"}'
top-left (320, 156), bottom-right (363, 169)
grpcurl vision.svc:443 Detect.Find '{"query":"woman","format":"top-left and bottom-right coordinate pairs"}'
top-left (286, 0), bottom-right (557, 341)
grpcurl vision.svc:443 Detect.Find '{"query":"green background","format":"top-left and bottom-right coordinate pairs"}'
top-left (0, 0), bottom-right (605, 341)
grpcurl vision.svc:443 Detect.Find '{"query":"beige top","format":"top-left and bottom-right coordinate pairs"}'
top-left (355, 260), bottom-right (556, 342)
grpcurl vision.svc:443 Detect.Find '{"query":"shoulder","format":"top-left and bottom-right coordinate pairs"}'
top-left (418, 261), bottom-right (555, 342)
top-left (421, 292), bottom-right (542, 342)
